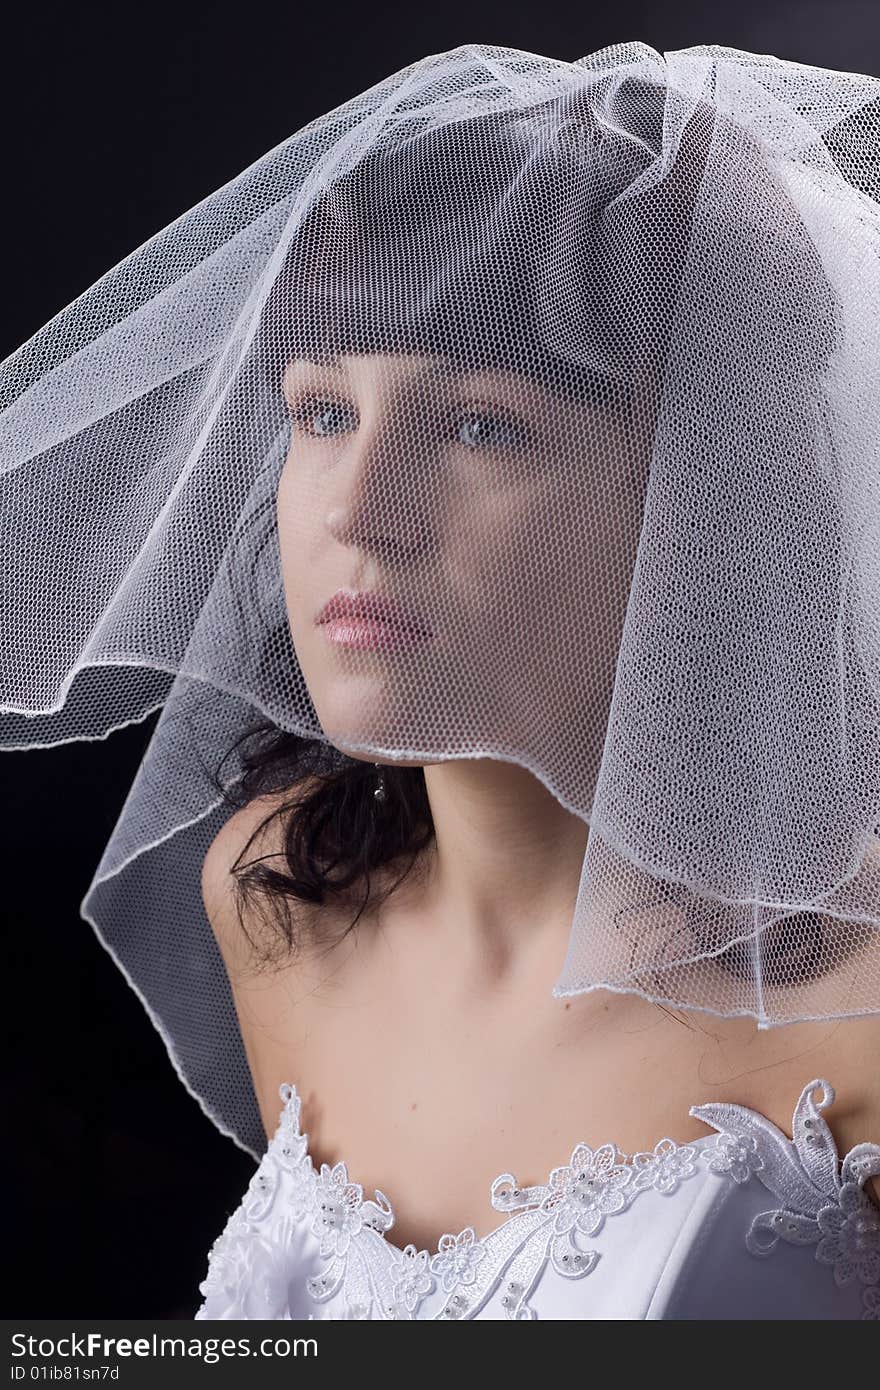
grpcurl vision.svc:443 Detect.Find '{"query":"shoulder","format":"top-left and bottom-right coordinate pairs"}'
top-left (679, 1006), bottom-right (880, 1209)
top-left (199, 782), bottom-right (318, 975)
top-left (770, 1017), bottom-right (880, 1208)
top-left (822, 1013), bottom-right (880, 1209)
top-left (201, 790), bottom-right (282, 917)
top-left (201, 789), bottom-right (285, 902)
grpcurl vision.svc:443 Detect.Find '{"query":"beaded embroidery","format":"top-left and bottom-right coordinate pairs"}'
top-left (690, 1077), bottom-right (880, 1321)
top-left (195, 1075), bottom-right (879, 1321)
top-left (195, 1080), bottom-right (709, 1320)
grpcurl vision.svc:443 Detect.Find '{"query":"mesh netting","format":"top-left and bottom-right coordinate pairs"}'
top-left (2, 41), bottom-right (879, 1158)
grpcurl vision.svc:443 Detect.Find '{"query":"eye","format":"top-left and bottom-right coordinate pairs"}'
top-left (454, 408), bottom-right (531, 451)
top-left (289, 394), bottom-right (358, 437)
top-left (288, 393), bottom-right (532, 451)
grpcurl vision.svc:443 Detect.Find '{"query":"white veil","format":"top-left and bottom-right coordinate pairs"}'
top-left (2, 42), bottom-right (879, 1159)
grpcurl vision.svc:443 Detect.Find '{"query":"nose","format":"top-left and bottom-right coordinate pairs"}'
top-left (324, 397), bottom-right (438, 563)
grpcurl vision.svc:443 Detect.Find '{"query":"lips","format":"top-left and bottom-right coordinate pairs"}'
top-left (316, 588), bottom-right (433, 636)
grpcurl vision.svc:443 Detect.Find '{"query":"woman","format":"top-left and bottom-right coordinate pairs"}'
top-left (195, 329), bottom-right (880, 1314)
top-left (2, 40), bottom-right (878, 1320)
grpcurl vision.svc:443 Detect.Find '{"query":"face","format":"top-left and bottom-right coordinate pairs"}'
top-left (276, 351), bottom-right (653, 785)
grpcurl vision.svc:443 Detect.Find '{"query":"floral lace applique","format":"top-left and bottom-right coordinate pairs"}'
top-left (630, 1137), bottom-right (702, 1195)
top-left (199, 1076), bottom-right (879, 1320)
top-left (311, 1159), bottom-right (395, 1258)
top-left (390, 1244), bottom-right (436, 1311)
top-left (197, 1081), bottom-right (708, 1321)
top-left (690, 1076), bottom-right (880, 1321)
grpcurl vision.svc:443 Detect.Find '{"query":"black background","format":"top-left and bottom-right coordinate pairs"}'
top-left (4, 0), bottom-right (879, 1320)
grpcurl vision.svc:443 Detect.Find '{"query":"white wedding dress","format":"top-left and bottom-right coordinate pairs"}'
top-left (194, 1074), bottom-right (880, 1320)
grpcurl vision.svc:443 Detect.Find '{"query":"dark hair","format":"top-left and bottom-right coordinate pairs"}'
top-left (254, 77), bottom-right (724, 418)
top-left (206, 721), bottom-right (434, 971)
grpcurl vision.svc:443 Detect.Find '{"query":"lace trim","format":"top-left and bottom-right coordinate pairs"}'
top-left (690, 1077), bottom-right (880, 1321)
top-left (195, 1075), bottom-right (879, 1321)
top-left (196, 1081), bottom-right (711, 1320)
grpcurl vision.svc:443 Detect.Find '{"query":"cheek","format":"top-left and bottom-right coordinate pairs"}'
top-left (442, 468), bottom-right (638, 643)
top-left (275, 448), bottom-right (294, 524)
top-left (441, 485), bottom-right (531, 587)
top-left (276, 457), bottom-right (315, 623)
top-left (276, 448), bottom-right (322, 555)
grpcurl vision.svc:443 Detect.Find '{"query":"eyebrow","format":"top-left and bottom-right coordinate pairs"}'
top-left (292, 354), bottom-right (633, 406)
top-left (297, 354), bottom-right (471, 378)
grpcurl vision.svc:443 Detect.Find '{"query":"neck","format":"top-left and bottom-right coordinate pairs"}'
top-left (396, 758), bottom-right (590, 985)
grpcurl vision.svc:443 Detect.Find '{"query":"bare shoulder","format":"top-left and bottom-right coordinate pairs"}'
top-left (824, 1012), bottom-right (880, 1203)
top-left (199, 782), bottom-right (318, 977)
top-left (812, 1018), bottom-right (880, 1210)
top-left (685, 1007), bottom-right (880, 1207)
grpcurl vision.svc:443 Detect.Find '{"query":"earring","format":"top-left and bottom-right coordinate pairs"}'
top-left (373, 762), bottom-right (386, 803)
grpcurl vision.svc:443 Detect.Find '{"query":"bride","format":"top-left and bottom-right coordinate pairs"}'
top-left (3, 40), bottom-right (878, 1321)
